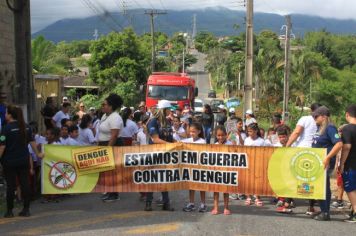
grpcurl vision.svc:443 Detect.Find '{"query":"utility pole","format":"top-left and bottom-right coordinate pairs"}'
top-left (282, 15), bottom-right (292, 122)
top-left (145, 10), bottom-right (167, 72)
top-left (244, 0), bottom-right (254, 113)
top-left (192, 14), bottom-right (197, 40)
top-left (182, 48), bottom-right (185, 73)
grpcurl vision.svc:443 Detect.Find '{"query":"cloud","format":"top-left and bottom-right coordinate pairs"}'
top-left (31, 0), bottom-right (356, 32)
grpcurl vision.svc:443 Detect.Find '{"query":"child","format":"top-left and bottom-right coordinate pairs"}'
top-left (244, 123), bottom-right (266, 206)
top-left (273, 125), bottom-right (295, 213)
top-left (42, 127), bottom-right (61, 203)
top-left (66, 125), bottom-right (80, 146)
top-left (172, 116), bottom-right (187, 142)
top-left (228, 117), bottom-right (246, 145)
top-left (59, 125), bottom-right (69, 144)
top-left (181, 123), bottom-right (207, 212)
top-left (212, 125), bottom-right (232, 215)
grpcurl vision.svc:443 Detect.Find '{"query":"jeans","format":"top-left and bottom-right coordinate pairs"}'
top-left (146, 191), bottom-right (169, 204)
top-left (3, 165), bottom-right (30, 211)
top-left (203, 126), bottom-right (212, 144)
top-left (319, 169), bottom-right (333, 214)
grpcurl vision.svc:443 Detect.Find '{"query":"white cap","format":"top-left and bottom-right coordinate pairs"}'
top-left (120, 106), bottom-right (127, 111)
top-left (157, 100), bottom-right (172, 109)
top-left (229, 107), bottom-right (235, 113)
top-left (246, 109), bottom-right (253, 115)
top-left (218, 104), bottom-right (225, 110)
top-left (62, 96), bottom-right (68, 101)
top-left (89, 107), bottom-right (95, 111)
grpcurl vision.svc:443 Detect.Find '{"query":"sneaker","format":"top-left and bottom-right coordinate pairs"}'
top-left (155, 198), bottom-right (164, 206)
top-left (276, 206), bottom-right (292, 213)
top-left (18, 209), bottom-right (31, 217)
top-left (276, 200), bottom-right (284, 207)
top-left (103, 193), bottom-right (120, 202)
top-left (238, 194), bottom-right (247, 200)
top-left (100, 193), bottom-right (110, 200)
top-left (162, 203), bottom-right (174, 211)
top-left (305, 207), bottom-right (316, 216)
top-left (331, 200), bottom-right (344, 209)
top-left (183, 203), bottom-right (195, 212)
top-left (4, 210), bottom-right (14, 218)
top-left (199, 204), bottom-right (208, 213)
top-left (314, 212), bottom-right (330, 221)
top-left (144, 202), bottom-right (152, 211)
top-left (229, 194), bottom-right (239, 200)
top-left (344, 212), bottom-right (356, 223)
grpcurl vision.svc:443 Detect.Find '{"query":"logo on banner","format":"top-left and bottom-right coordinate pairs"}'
top-left (72, 146), bottom-right (115, 175)
top-left (47, 161), bottom-right (77, 189)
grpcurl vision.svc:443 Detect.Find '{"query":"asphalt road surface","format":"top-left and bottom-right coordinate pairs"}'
top-left (0, 191), bottom-right (355, 236)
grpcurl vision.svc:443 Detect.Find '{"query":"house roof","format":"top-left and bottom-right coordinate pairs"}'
top-left (63, 76), bottom-right (99, 89)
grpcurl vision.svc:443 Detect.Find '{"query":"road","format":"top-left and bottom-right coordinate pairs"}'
top-left (188, 49), bottom-right (211, 104)
top-left (0, 192), bottom-right (354, 235)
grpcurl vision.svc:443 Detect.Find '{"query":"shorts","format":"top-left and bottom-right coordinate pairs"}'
top-left (342, 170), bottom-right (356, 193)
top-left (337, 172), bottom-right (343, 187)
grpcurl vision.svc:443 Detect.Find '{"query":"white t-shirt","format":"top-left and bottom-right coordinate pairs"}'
top-left (294, 115), bottom-right (317, 147)
top-left (244, 137), bottom-right (266, 146)
top-left (181, 137), bottom-right (206, 144)
top-left (60, 137), bottom-right (69, 145)
top-left (273, 142), bottom-right (283, 147)
top-left (52, 110), bottom-right (70, 128)
top-left (98, 112), bottom-right (123, 142)
top-left (173, 126), bottom-right (186, 141)
top-left (121, 119), bottom-right (139, 138)
top-left (137, 128), bottom-right (148, 145)
top-left (66, 137), bottom-right (80, 146)
top-left (78, 128), bottom-right (96, 145)
top-left (215, 140), bottom-right (233, 145)
top-left (229, 131), bottom-right (247, 145)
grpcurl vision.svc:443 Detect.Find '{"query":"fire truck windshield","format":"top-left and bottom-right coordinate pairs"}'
top-left (148, 85), bottom-right (189, 100)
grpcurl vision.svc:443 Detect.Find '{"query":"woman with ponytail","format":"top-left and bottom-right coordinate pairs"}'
top-left (0, 105), bottom-right (43, 218)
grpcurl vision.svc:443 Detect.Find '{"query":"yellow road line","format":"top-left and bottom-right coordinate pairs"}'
top-left (0, 210), bottom-right (83, 225)
top-left (123, 222), bottom-right (181, 235)
top-left (9, 211), bottom-right (161, 236)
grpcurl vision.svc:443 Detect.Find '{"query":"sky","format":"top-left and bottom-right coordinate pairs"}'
top-left (31, 0), bottom-right (356, 32)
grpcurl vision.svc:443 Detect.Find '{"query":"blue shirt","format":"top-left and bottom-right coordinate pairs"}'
top-left (312, 124), bottom-right (341, 169)
top-left (147, 118), bottom-right (173, 144)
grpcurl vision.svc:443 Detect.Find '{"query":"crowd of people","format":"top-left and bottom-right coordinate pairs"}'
top-left (0, 94), bottom-right (355, 223)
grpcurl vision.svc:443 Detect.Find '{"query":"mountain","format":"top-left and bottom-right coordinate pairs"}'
top-left (32, 7), bottom-right (356, 43)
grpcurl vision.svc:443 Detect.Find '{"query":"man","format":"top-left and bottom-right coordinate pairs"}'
top-left (52, 102), bottom-right (71, 128)
top-left (286, 103), bottom-right (321, 148)
top-left (340, 104), bottom-right (356, 223)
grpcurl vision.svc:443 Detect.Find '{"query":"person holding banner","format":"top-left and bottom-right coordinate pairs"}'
top-left (244, 123), bottom-right (266, 206)
top-left (144, 100), bottom-right (174, 211)
top-left (212, 125), bottom-right (232, 215)
top-left (98, 94), bottom-right (124, 202)
top-left (0, 105), bottom-right (44, 217)
top-left (311, 106), bottom-right (343, 221)
top-left (181, 123), bottom-right (207, 213)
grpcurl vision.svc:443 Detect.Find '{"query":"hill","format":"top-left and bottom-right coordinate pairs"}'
top-left (32, 7), bottom-right (356, 43)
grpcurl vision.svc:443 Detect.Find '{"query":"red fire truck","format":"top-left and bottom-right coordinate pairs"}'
top-left (145, 72), bottom-right (198, 110)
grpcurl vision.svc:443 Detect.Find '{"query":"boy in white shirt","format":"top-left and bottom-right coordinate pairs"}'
top-left (66, 125), bottom-right (80, 146)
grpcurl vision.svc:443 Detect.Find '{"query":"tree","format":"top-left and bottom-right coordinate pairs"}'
top-left (32, 36), bottom-right (71, 75)
top-left (88, 28), bottom-right (149, 90)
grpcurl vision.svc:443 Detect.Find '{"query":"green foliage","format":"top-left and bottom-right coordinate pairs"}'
top-left (88, 28), bottom-right (149, 90)
top-left (57, 40), bottom-right (92, 58)
top-left (194, 31), bottom-right (219, 53)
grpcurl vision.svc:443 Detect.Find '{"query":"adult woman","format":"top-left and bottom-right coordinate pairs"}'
top-left (98, 94), bottom-right (124, 202)
top-left (0, 105), bottom-right (43, 217)
top-left (312, 106), bottom-right (343, 221)
top-left (144, 100), bottom-right (174, 211)
top-left (78, 114), bottom-right (96, 145)
top-left (76, 102), bottom-right (86, 120)
top-left (201, 104), bottom-right (214, 144)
